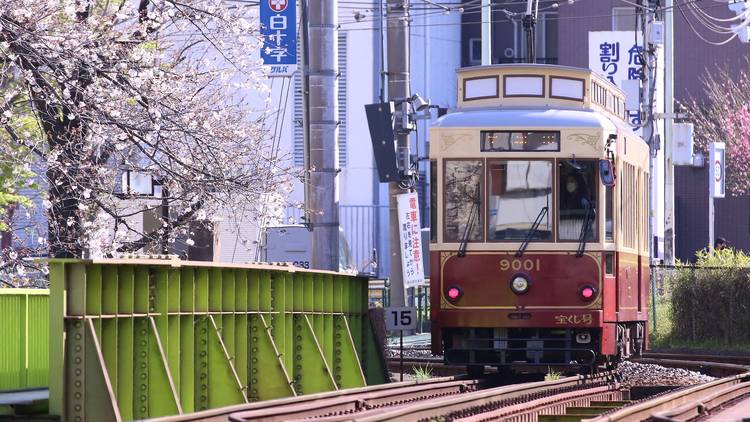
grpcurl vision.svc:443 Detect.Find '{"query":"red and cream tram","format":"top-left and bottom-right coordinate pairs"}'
top-left (429, 64), bottom-right (650, 374)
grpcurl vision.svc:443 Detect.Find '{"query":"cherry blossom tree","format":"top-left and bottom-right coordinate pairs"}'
top-left (688, 60), bottom-right (750, 195)
top-left (0, 0), bottom-right (292, 262)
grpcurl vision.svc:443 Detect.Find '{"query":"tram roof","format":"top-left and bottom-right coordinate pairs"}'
top-left (433, 107), bottom-right (626, 132)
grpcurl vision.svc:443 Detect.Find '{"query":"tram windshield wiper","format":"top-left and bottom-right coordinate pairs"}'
top-left (458, 184), bottom-right (481, 258)
top-left (576, 198), bottom-right (595, 257)
top-left (515, 206), bottom-right (548, 257)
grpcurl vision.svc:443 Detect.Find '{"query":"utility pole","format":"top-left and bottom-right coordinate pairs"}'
top-left (387, 0), bottom-right (411, 308)
top-left (308, 0), bottom-right (340, 271)
top-left (641, 1), bottom-right (657, 267)
top-left (664, 0), bottom-right (675, 265)
top-left (523, 0), bottom-right (538, 63)
top-left (481, 0), bottom-right (491, 65)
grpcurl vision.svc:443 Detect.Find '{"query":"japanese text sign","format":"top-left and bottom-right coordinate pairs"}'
top-left (588, 31), bottom-right (644, 129)
top-left (396, 192), bottom-right (424, 289)
top-left (260, 0), bottom-right (297, 77)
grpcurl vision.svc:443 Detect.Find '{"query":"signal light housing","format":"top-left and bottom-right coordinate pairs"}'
top-left (446, 285), bottom-right (463, 302)
top-left (579, 285), bottom-right (597, 301)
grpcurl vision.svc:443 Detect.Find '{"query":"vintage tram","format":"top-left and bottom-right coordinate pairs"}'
top-left (429, 64), bottom-right (650, 373)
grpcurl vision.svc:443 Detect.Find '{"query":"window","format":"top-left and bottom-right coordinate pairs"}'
top-left (620, 163), bottom-right (637, 249)
top-left (469, 38), bottom-right (482, 65)
top-left (612, 7), bottom-right (640, 31)
top-left (605, 252), bottom-right (614, 275)
top-left (444, 160), bottom-right (483, 242)
top-left (487, 160), bottom-right (552, 241)
top-left (558, 160), bottom-right (597, 241)
top-left (481, 131), bottom-right (560, 152)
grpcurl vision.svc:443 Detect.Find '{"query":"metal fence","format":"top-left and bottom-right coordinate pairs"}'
top-left (285, 205), bottom-right (390, 278)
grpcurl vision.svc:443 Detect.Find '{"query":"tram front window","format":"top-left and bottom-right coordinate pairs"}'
top-left (558, 160), bottom-right (597, 241)
top-left (488, 160), bottom-right (552, 241)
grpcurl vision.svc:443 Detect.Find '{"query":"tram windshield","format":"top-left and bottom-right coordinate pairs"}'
top-left (487, 160), bottom-right (552, 241)
top-left (558, 160), bottom-right (597, 241)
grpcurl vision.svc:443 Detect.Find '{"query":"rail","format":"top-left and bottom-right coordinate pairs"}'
top-left (587, 373), bottom-right (750, 422)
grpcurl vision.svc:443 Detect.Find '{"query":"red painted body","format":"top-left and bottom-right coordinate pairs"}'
top-left (430, 249), bottom-right (649, 360)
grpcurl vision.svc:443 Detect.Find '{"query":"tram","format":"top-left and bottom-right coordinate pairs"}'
top-left (429, 64), bottom-right (650, 374)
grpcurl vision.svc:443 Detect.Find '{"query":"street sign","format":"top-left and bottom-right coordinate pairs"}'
top-left (396, 192), bottom-right (425, 289)
top-left (588, 31), bottom-right (646, 133)
top-left (385, 306), bottom-right (417, 331)
top-left (260, 0), bottom-right (297, 77)
top-left (709, 142), bottom-right (726, 198)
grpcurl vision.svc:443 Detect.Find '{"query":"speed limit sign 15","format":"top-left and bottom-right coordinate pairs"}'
top-left (385, 307), bottom-right (418, 331)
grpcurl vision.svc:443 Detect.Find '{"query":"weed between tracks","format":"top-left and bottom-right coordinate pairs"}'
top-left (544, 368), bottom-right (562, 381)
top-left (413, 363), bottom-right (434, 381)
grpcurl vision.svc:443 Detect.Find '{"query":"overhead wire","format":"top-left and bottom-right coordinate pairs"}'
top-left (338, 0), bottom-right (735, 31)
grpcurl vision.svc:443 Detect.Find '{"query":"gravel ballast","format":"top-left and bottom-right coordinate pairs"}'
top-left (617, 361), bottom-right (716, 387)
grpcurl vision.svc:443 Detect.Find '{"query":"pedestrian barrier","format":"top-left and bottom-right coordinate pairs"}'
top-left (0, 288), bottom-right (49, 391)
top-left (48, 259), bottom-right (388, 421)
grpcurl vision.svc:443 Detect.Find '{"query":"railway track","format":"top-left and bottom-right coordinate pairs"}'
top-left (149, 353), bottom-right (750, 421)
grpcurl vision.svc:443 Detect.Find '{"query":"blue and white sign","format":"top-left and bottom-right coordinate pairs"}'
top-left (709, 142), bottom-right (726, 198)
top-left (588, 31), bottom-right (645, 131)
top-left (260, 0), bottom-right (297, 77)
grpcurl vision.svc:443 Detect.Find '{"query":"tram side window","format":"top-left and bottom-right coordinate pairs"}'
top-left (444, 160), bottom-right (484, 242)
top-left (488, 160), bottom-right (552, 241)
top-left (558, 160), bottom-right (597, 241)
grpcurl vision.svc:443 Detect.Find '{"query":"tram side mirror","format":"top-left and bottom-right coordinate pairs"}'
top-left (599, 159), bottom-right (616, 187)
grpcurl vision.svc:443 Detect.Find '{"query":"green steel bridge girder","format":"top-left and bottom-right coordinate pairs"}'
top-left (48, 260), bottom-right (388, 421)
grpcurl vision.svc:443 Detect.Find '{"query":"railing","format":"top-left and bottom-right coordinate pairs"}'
top-left (47, 259), bottom-right (388, 421)
top-left (285, 205), bottom-right (390, 278)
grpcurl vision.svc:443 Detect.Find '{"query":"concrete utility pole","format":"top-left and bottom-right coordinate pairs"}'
top-left (641, 1), bottom-right (657, 266)
top-left (663, 0), bottom-right (676, 265)
top-left (308, 0), bottom-right (340, 271)
top-left (481, 0), bottom-right (491, 65)
top-left (386, 0), bottom-right (411, 308)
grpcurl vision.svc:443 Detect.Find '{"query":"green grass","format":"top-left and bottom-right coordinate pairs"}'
top-left (544, 368), bottom-right (562, 381)
top-left (413, 363), bottom-right (433, 381)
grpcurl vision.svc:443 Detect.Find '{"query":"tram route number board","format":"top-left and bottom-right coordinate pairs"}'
top-left (385, 306), bottom-right (417, 331)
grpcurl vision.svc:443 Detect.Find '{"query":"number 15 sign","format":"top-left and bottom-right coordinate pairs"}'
top-left (385, 307), bottom-right (417, 331)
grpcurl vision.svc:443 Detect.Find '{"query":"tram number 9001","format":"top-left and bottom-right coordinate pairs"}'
top-left (499, 258), bottom-right (541, 272)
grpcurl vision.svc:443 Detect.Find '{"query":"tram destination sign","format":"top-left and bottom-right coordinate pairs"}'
top-left (260, 0), bottom-right (297, 77)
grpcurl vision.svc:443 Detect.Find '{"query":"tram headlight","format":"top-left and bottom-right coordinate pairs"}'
top-left (446, 285), bottom-right (463, 302)
top-left (579, 285), bottom-right (597, 301)
top-left (509, 274), bottom-right (531, 295)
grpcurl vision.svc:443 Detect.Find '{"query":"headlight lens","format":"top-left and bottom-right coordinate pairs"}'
top-left (446, 285), bottom-right (463, 302)
top-left (510, 274), bottom-right (530, 294)
top-left (580, 285), bottom-right (597, 301)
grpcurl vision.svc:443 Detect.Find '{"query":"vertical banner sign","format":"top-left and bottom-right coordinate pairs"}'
top-left (588, 31), bottom-right (645, 131)
top-left (260, 0), bottom-right (297, 77)
top-left (396, 192), bottom-right (424, 289)
top-left (709, 142), bottom-right (726, 198)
